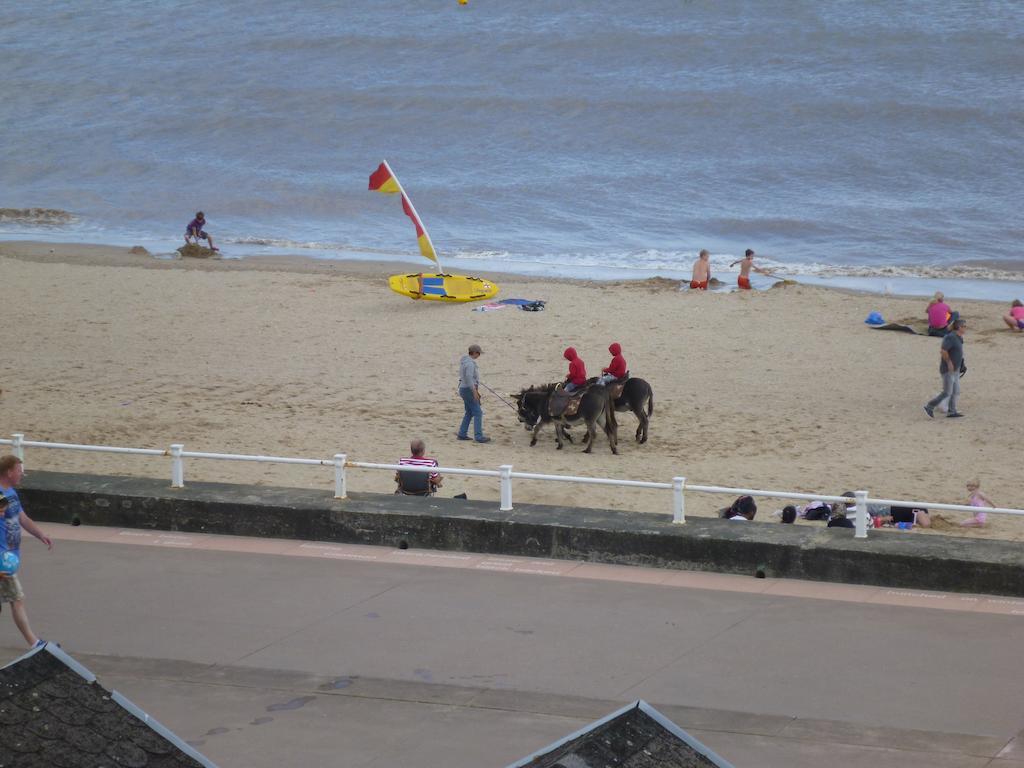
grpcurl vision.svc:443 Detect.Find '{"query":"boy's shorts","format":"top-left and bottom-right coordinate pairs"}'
top-left (0, 574), bottom-right (25, 603)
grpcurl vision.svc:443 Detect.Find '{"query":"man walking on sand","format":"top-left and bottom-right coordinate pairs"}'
top-left (0, 455), bottom-right (53, 648)
top-left (924, 318), bottom-right (967, 419)
top-left (729, 248), bottom-right (774, 289)
top-left (457, 344), bottom-right (490, 443)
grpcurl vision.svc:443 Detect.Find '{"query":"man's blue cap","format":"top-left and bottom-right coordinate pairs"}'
top-left (865, 311), bottom-right (884, 325)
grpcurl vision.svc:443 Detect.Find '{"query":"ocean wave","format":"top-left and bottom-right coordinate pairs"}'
top-left (220, 235), bottom-right (1024, 283)
top-left (0, 208), bottom-right (77, 226)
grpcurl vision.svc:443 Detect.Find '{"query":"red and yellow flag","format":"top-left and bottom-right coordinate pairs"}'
top-left (401, 193), bottom-right (437, 262)
top-left (368, 162), bottom-right (400, 194)
top-left (368, 160), bottom-right (438, 264)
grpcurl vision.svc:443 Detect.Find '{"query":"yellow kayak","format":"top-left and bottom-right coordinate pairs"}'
top-left (388, 273), bottom-right (499, 302)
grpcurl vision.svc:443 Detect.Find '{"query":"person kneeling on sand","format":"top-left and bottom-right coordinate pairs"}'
top-left (690, 249), bottom-right (711, 290)
top-left (395, 439), bottom-right (442, 496)
top-left (185, 211), bottom-right (218, 251)
top-left (1002, 299), bottom-right (1024, 333)
top-left (926, 291), bottom-right (957, 337)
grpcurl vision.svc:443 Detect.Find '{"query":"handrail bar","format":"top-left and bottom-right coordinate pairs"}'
top-left (511, 471), bottom-right (671, 490)
top-left (866, 497), bottom-right (1024, 517)
top-left (181, 451), bottom-right (333, 466)
top-left (5, 434), bottom-right (1024, 539)
top-left (3, 440), bottom-right (167, 457)
top-left (686, 486), bottom-right (855, 505)
top-left (348, 461), bottom-right (501, 479)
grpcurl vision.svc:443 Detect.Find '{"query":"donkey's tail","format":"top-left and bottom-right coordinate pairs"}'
top-left (646, 389), bottom-right (654, 416)
top-left (605, 390), bottom-right (618, 429)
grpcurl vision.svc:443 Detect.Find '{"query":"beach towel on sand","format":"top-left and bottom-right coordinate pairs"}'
top-left (472, 298), bottom-right (545, 312)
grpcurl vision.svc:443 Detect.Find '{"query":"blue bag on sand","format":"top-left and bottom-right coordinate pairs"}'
top-left (865, 311), bottom-right (884, 325)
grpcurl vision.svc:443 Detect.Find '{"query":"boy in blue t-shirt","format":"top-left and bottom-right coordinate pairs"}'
top-left (0, 456), bottom-right (53, 648)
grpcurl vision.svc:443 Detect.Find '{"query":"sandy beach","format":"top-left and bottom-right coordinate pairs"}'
top-left (2, 241), bottom-right (1022, 540)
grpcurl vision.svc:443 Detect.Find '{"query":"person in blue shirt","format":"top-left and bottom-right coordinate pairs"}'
top-left (0, 456), bottom-right (53, 648)
top-left (184, 211), bottom-right (218, 251)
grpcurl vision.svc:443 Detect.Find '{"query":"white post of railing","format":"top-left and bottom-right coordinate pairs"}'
top-left (672, 477), bottom-right (686, 524)
top-left (11, 434), bottom-right (24, 461)
top-left (854, 489), bottom-right (869, 539)
top-left (170, 444), bottom-right (185, 488)
top-left (499, 464), bottom-right (513, 512)
top-left (334, 453), bottom-right (347, 499)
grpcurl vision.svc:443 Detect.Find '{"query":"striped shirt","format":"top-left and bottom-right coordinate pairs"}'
top-left (398, 456), bottom-right (439, 480)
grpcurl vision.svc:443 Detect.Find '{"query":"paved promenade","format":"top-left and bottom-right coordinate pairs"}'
top-left (2, 524), bottom-right (1023, 767)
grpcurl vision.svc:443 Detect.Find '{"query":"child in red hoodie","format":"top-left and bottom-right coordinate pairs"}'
top-left (598, 342), bottom-right (627, 385)
top-left (563, 347), bottom-right (587, 392)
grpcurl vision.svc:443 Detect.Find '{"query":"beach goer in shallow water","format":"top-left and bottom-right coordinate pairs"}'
top-left (729, 249), bottom-right (773, 289)
top-left (1001, 299), bottom-right (1024, 332)
top-left (961, 479), bottom-right (993, 527)
top-left (457, 344), bottom-right (489, 443)
top-left (689, 249), bottom-right (711, 290)
top-left (924, 318), bottom-right (967, 419)
top-left (562, 347), bottom-right (587, 393)
top-left (926, 291), bottom-right (957, 336)
top-left (597, 342), bottom-right (627, 386)
top-left (184, 211), bottom-right (218, 251)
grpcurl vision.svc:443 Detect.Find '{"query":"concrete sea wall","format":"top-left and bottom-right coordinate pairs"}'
top-left (20, 471), bottom-right (1024, 597)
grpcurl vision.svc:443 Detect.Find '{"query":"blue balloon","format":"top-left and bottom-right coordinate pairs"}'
top-left (0, 550), bottom-right (19, 575)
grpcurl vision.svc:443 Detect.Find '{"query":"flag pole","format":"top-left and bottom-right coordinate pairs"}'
top-left (381, 159), bottom-right (444, 274)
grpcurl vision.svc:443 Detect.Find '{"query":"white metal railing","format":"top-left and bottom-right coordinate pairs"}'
top-left (3, 433), bottom-right (1022, 541)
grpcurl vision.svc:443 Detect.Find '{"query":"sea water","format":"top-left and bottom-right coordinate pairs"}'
top-left (2, 1), bottom-right (1022, 298)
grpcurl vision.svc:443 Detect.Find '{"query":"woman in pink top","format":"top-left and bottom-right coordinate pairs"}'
top-left (926, 292), bottom-right (955, 336)
top-left (1001, 299), bottom-right (1024, 332)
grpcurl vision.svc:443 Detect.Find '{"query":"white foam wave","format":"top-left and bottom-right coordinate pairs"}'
top-left (220, 236), bottom-right (1024, 283)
